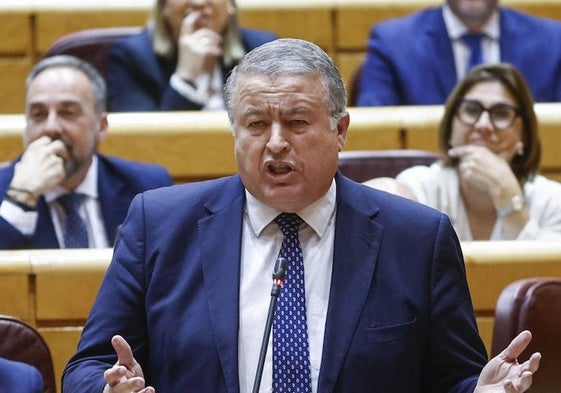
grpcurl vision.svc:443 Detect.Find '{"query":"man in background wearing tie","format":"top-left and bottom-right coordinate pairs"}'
top-left (63, 38), bottom-right (540, 393)
top-left (0, 55), bottom-right (173, 249)
top-left (357, 0), bottom-right (561, 106)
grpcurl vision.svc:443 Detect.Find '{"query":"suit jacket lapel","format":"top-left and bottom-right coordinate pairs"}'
top-left (318, 175), bottom-right (383, 392)
top-left (199, 176), bottom-right (245, 393)
top-left (97, 157), bottom-right (128, 244)
top-left (498, 10), bottom-right (519, 64)
top-left (426, 9), bottom-right (457, 99)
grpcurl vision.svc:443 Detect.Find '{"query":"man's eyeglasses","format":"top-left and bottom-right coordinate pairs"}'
top-left (456, 99), bottom-right (520, 130)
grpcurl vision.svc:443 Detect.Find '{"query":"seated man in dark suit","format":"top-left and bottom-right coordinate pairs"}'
top-left (0, 357), bottom-right (43, 393)
top-left (106, 0), bottom-right (276, 111)
top-left (0, 55), bottom-right (173, 249)
top-left (357, 0), bottom-right (561, 106)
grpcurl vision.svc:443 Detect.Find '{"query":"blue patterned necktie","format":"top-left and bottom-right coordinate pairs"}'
top-left (462, 33), bottom-right (485, 73)
top-left (273, 213), bottom-right (312, 393)
top-left (58, 193), bottom-right (88, 248)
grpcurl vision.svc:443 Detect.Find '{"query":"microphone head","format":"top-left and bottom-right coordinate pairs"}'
top-left (272, 257), bottom-right (288, 281)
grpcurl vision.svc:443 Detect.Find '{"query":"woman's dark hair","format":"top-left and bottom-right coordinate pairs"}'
top-left (439, 63), bottom-right (541, 184)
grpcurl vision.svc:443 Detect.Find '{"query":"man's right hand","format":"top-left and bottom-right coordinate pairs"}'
top-left (175, 10), bottom-right (222, 82)
top-left (103, 335), bottom-right (155, 393)
top-left (11, 136), bottom-right (68, 198)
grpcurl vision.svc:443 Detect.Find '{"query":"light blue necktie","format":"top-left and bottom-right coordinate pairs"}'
top-left (273, 213), bottom-right (312, 393)
top-left (58, 193), bottom-right (89, 248)
top-left (462, 33), bottom-right (485, 73)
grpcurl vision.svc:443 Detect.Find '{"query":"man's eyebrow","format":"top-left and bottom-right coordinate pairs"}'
top-left (284, 107), bottom-right (313, 115)
top-left (241, 107), bottom-right (266, 117)
top-left (28, 101), bottom-right (84, 111)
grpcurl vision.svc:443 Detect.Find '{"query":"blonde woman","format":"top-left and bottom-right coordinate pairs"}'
top-left (106, 0), bottom-right (276, 111)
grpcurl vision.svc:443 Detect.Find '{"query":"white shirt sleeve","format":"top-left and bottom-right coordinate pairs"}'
top-left (0, 199), bottom-right (39, 235)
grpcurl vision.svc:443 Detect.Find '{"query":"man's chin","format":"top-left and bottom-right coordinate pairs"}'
top-left (260, 187), bottom-right (312, 212)
top-left (63, 161), bottom-right (81, 180)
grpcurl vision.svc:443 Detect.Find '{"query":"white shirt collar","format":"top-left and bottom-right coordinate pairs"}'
top-left (44, 155), bottom-right (99, 202)
top-left (244, 178), bottom-right (337, 238)
top-left (443, 3), bottom-right (500, 41)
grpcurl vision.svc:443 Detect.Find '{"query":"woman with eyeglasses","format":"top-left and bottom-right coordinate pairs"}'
top-left (395, 63), bottom-right (561, 240)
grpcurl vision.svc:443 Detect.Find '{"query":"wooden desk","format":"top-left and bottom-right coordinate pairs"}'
top-left (0, 109), bottom-right (404, 183)
top-left (463, 241), bottom-right (561, 355)
top-left (2, 104), bottom-right (561, 182)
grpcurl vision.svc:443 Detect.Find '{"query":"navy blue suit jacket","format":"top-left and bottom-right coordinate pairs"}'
top-left (0, 154), bottom-right (173, 249)
top-left (357, 7), bottom-right (561, 106)
top-left (107, 28), bottom-right (277, 111)
top-left (0, 357), bottom-right (43, 393)
top-left (63, 173), bottom-right (487, 393)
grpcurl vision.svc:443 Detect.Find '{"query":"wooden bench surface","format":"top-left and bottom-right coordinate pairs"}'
top-left (2, 104), bottom-right (561, 182)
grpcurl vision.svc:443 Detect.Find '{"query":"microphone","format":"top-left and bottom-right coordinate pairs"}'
top-left (252, 257), bottom-right (288, 393)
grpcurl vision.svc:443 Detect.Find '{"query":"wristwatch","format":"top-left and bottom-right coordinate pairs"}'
top-left (497, 195), bottom-right (525, 218)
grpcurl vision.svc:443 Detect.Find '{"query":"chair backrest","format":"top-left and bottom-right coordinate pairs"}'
top-left (0, 315), bottom-right (56, 393)
top-left (338, 150), bottom-right (440, 183)
top-left (41, 26), bottom-right (144, 77)
top-left (491, 278), bottom-right (561, 393)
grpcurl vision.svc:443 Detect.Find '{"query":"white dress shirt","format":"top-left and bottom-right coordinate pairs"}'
top-left (443, 4), bottom-right (500, 80)
top-left (238, 180), bottom-right (337, 393)
top-left (397, 162), bottom-right (561, 241)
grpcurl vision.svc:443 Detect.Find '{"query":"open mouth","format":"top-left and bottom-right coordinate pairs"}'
top-left (268, 163), bottom-right (293, 175)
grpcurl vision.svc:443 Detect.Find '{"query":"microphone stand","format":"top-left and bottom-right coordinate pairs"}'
top-left (251, 257), bottom-right (287, 393)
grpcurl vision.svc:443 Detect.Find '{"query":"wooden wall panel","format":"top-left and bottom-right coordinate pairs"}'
top-left (335, 52), bottom-right (366, 96)
top-left (101, 111), bottom-right (236, 182)
top-left (31, 249), bottom-right (112, 321)
top-left (239, 7), bottom-right (333, 52)
top-left (34, 11), bottom-right (149, 54)
top-left (0, 59), bottom-right (33, 114)
top-left (0, 12), bottom-right (32, 55)
top-left (335, 0), bottom-right (440, 51)
top-left (40, 327), bottom-right (82, 393)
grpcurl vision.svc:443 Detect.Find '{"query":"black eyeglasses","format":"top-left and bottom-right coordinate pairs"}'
top-left (456, 99), bottom-right (520, 130)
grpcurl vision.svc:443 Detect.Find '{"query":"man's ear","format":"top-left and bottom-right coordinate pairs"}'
top-left (96, 112), bottom-right (109, 144)
top-left (336, 112), bottom-right (350, 152)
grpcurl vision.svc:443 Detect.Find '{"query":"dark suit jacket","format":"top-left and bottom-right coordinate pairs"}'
top-left (357, 7), bottom-right (561, 106)
top-left (0, 357), bottom-right (43, 393)
top-left (0, 154), bottom-right (173, 249)
top-left (107, 28), bottom-right (277, 111)
top-left (63, 173), bottom-right (487, 393)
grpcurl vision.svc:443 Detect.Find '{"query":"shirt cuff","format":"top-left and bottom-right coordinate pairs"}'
top-left (170, 73), bottom-right (208, 105)
top-left (0, 199), bottom-right (38, 235)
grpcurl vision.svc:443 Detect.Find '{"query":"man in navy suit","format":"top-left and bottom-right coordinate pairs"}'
top-left (0, 55), bottom-right (173, 249)
top-left (0, 357), bottom-right (43, 393)
top-left (106, 0), bottom-right (276, 112)
top-left (357, 0), bottom-right (561, 106)
top-left (62, 39), bottom-right (540, 393)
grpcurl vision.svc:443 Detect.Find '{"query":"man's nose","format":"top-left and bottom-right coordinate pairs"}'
top-left (266, 124), bottom-right (290, 153)
top-left (43, 110), bottom-right (63, 137)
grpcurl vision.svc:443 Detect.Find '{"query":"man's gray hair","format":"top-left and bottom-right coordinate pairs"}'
top-left (224, 38), bottom-right (347, 129)
top-left (26, 55), bottom-right (107, 113)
